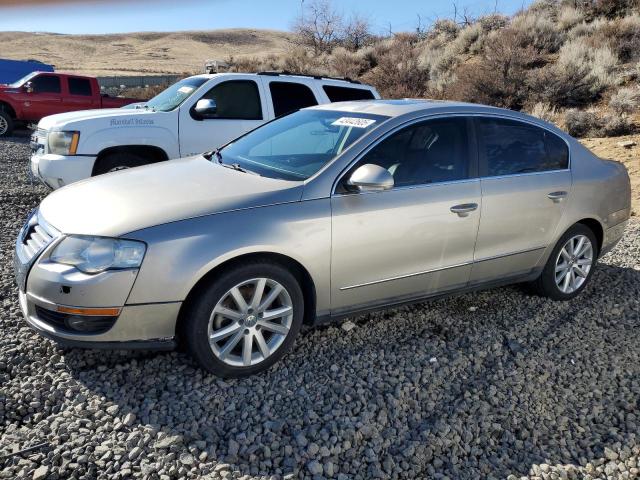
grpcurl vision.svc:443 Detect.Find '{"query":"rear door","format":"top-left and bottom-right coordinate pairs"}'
top-left (178, 78), bottom-right (267, 156)
top-left (260, 78), bottom-right (320, 118)
top-left (23, 74), bottom-right (64, 121)
top-left (470, 116), bottom-right (571, 284)
top-left (62, 77), bottom-right (100, 112)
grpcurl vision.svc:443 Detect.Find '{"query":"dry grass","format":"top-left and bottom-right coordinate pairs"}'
top-left (0, 29), bottom-right (294, 76)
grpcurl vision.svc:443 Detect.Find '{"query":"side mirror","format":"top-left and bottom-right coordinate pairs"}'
top-left (24, 81), bottom-right (33, 93)
top-left (193, 99), bottom-right (217, 119)
top-left (346, 164), bottom-right (394, 192)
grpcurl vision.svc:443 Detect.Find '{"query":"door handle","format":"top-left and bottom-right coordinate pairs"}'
top-left (450, 203), bottom-right (478, 217)
top-left (547, 191), bottom-right (568, 203)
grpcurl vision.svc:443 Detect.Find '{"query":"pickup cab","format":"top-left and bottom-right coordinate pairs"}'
top-left (0, 71), bottom-right (140, 136)
top-left (29, 72), bottom-right (380, 189)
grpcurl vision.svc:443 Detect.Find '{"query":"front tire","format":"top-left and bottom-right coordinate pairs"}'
top-left (0, 110), bottom-right (14, 137)
top-left (93, 152), bottom-right (147, 176)
top-left (183, 261), bottom-right (304, 377)
top-left (531, 224), bottom-right (598, 300)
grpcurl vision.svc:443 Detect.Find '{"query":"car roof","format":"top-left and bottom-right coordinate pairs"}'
top-left (309, 99), bottom-right (547, 123)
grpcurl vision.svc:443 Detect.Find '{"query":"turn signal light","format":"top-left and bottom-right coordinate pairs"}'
top-left (57, 306), bottom-right (121, 317)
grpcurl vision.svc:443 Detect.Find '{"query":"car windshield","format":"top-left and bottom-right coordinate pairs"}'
top-left (145, 77), bottom-right (208, 112)
top-left (218, 109), bottom-right (388, 181)
top-left (8, 72), bottom-right (37, 87)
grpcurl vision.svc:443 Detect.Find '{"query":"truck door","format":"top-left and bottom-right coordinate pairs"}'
top-left (23, 74), bottom-right (64, 121)
top-left (178, 78), bottom-right (267, 157)
top-left (62, 77), bottom-right (100, 113)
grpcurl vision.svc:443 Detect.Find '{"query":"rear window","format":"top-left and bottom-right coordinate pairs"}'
top-left (31, 75), bottom-right (61, 94)
top-left (68, 77), bottom-right (92, 96)
top-left (269, 81), bottom-right (318, 117)
top-left (323, 85), bottom-right (375, 102)
top-left (477, 118), bottom-right (569, 177)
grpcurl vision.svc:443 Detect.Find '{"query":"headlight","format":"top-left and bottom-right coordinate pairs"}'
top-left (48, 131), bottom-right (80, 155)
top-left (50, 236), bottom-right (146, 274)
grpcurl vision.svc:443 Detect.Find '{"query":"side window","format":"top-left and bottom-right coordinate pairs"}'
top-left (323, 85), bottom-right (375, 102)
top-left (31, 75), bottom-right (61, 94)
top-left (269, 81), bottom-right (318, 117)
top-left (477, 118), bottom-right (569, 177)
top-left (201, 80), bottom-right (262, 120)
top-left (68, 77), bottom-right (92, 96)
top-left (348, 117), bottom-right (471, 189)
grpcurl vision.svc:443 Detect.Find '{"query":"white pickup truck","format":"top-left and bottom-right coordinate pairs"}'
top-left (30, 72), bottom-right (380, 189)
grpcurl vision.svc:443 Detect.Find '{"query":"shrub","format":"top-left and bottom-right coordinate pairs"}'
top-left (601, 114), bottom-right (634, 136)
top-left (557, 6), bottom-right (585, 31)
top-left (564, 109), bottom-right (600, 137)
top-left (528, 102), bottom-right (560, 124)
top-left (329, 47), bottom-right (367, 78)
top-left (609, 86), bottom-right (640, 114)
top-left (511, 11), bottom-right (564, 52)
top-left (361, 33), bottom-right (429, 98)
top-left (529, 38), bottom-right (618, 107)
top-left (447, 29), bottom-right (540, 109)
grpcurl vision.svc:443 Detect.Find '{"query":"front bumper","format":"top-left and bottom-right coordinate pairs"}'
top-left (19, 290), bottom-right (179, 349)
top-left (31, 152), bottom-right (97, 189)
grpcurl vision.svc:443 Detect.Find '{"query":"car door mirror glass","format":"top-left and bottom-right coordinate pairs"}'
top-left (24, 82), bottom-right (33, 93)
top-left (194, 99), bottom-right (217, 118)
top-left (346, 164), bottom-right (394, 192)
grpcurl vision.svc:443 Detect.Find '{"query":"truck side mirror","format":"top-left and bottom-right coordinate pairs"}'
top-left (24, 81), bottom-right (34, 93)
top-left (193, 99), bottom-right (217, 119)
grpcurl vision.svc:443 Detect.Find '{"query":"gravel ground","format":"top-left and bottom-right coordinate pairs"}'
top-left (1, 135), bottom-right (639, 480)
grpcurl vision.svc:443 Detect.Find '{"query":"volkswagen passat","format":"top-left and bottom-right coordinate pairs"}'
top-left (15, 100), bottom-right (631, 377)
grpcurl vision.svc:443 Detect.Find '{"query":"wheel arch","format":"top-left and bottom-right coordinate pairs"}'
top-left (575, 217), bottom-right (604, 254)
top-left (0, 101), bottom-right (16, 119)
top-left (175, 251), bottom-right (318, 342)
top-left (92, 145), bottom-right (169, 175)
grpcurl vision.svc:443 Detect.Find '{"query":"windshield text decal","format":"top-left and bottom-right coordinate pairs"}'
top-left (331, 117), bottom-right (376, 128)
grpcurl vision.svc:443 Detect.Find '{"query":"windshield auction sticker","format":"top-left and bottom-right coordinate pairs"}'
top-left (331, 117), bottom-right (376, 128)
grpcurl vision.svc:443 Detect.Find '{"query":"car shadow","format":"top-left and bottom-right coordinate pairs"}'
top-left (59, 261), bottom-right (640, 479)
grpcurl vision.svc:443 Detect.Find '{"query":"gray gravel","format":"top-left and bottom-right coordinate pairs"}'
top-left (1, 135), bottom-right (640, 479)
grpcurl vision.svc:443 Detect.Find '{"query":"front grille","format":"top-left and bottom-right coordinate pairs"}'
top-left (37, 128), bottom-right (47, 138)
top-left (22, 222), bottom-right (56, 261)
top-left (34, 305), bottom-right (117, 334)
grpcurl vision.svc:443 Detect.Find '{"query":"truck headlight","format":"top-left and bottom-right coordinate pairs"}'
top-left (50, 236), bottom-right (146, 274)
top-left (48, 131), bottom-right (80, 155)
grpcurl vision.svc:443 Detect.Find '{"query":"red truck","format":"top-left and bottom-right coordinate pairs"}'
top-left (0, 71), bottom-right (141, 136)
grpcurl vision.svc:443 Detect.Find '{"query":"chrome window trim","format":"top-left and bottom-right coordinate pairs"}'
top-left (331, 111), bottom-right (572, 196)
top-left (335, 177), bottom-right (480, 198)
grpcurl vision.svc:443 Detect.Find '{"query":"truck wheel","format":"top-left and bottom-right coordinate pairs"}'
top-left (182, 260), bottom-right (304, 378)
top-left (0, 110), bottom-right (14, 137)
top-left (93, 152), bottom-right (148, 176)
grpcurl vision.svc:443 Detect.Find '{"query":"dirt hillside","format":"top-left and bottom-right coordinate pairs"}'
top-left (0, 29), bottom-right (293, 76)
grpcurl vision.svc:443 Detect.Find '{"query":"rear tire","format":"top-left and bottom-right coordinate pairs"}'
top-left (93, 152), bottom-right (148, 176)
top-left (530, 224), bottom-right (598, 300)
top-left (0, 110), bottom-right (14, 137)
top-left (183, 261), bottom-right (304, 378)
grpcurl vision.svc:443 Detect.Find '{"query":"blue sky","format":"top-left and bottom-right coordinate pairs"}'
top-left (0, 0), bottom-right (531, 35)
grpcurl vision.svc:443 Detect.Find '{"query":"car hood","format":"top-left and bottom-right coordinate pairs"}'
top-left (38, 107), bottom-right (159, 131)
top-left (39, 156), bottom-right (304, 237)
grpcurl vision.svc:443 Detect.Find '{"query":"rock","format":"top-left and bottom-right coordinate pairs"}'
top-left (341, 321), bottom-right (356, 332)
top-left (123, 413), bottom-right (136, 426)
top-left (307, 460), bottom-right (323, 476)
top-left (32, 466), bottom-right (49, 480)
top-left (618, 140), bottom-right (636, 148)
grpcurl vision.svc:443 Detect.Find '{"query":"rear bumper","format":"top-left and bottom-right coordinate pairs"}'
top-left (601, 218), bottom-right (628, 256)
top-left (31, 152), bottom-right (96, 189)
top-left (19, 290), bottom-right (179, 350)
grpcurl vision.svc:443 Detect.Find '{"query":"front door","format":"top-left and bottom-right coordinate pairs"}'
top-left (331, 117), bottom-right (481, 314)
top-left (23, 74), bottom-right (64, 121)
top-left (178, 78), bottom-right (267, 157)
top-left (470, 117), bottom-right (572, 283)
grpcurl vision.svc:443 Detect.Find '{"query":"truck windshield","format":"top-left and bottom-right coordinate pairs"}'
top-left (218, 109), bottom-right (388, 181)
top-left (8, 72), bottom-right (37, 87)
top-left (145, 77), bottom-right (208, 112)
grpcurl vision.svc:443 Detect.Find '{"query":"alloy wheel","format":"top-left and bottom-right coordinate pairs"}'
top-left (208, 277), bottom-right (294, 367)
top-left (0, 116), bottom-right (7, 135)
top-left (554, 234), bottom-right (594, 294)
